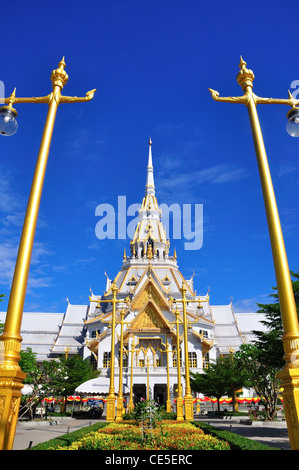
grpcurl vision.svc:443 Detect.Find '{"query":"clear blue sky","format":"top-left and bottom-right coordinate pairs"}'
top-left (0, 0), bottom-right (298, 314)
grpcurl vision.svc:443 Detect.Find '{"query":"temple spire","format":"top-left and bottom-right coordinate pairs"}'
top-left (130, 139), bottom-right (170, 260)
top-left (145, 138), bottom-right (155, 196)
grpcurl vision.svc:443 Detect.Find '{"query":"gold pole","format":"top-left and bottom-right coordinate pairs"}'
top-left (116, 307), bottom-right (125, 422)
top-left (128, 339), bottom-right (135, 412)
top-left (90, 291), bottom-right (131, 422)
top-left (106, 283), bottom-right (118, 422)
top-left (64, 346), bottom-right (71, 360)
top-left (165, 337), bottom-right (171, 412)
top-left (170, 288), bottom-right (208, 421)
top-left (147, 357), bottom-right (150, 400)
top-left (174, 306), bottom-right (184, 421)
top-left (181, 283), bottom-right (194, 421)
top-left (0, 59), bottom-right (95, 450)
top-left (209, 57), bottom-right (299, 449)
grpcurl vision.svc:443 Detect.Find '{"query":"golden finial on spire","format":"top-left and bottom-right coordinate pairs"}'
top-left (51, 57), bottom-right (68, 89)
top-left (59, 56), bottom-right (66, 68)
top-left (239, 56), bottom-right (247, 70)
top-left (236, 56), bottom-right (255, 91)
top-left (149, 137), bottom-right (152, 146)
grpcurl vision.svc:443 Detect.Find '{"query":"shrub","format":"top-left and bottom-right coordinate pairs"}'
top-left (55, 421), bottom-right (230, 451)
top-left (29, 418), bottom-right (282, 451)
top-left (125, 399), bottom-right (161, 427)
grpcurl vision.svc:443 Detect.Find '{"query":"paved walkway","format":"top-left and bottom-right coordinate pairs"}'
top-left (196, 417), bottom-right (291, 450)
top-left (13, 417), bottom-right (101, 450)
top-left (12, 416), bottom-right (291, 450)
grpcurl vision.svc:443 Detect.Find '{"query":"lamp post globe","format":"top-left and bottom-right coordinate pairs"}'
top-left (0, 106), bottom-right (18, 136)
top-left (286, 107), bottom-right (299, 137)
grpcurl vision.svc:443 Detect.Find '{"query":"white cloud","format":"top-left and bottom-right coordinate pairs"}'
top-left (233, 294), bottom-right (271, 313)
top-left (63, 130), bottom-right (106, 161)
top-left (0, 241), bottom-right (18, 287)
top-left (155, 161), bottom-right (249, 202)
top-left (277, 165), bottom-right (297, 177)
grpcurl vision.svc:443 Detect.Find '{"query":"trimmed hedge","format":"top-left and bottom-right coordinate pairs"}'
top-left (194, 421), bottom-right (281, 451)
top-left (28, 419), bottom-right (281, 451)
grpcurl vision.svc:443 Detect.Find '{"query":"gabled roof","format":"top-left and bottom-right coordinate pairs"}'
top-left (130, 273), bottom-right (170, 311)
top-left (129, 300), bottom-right (172, 333)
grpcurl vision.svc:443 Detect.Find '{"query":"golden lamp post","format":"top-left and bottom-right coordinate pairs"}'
top-left (89, 282), bottom-right (125, 422)
top-left (170, 306), bottom-right (184, 421)
top-left (115, 306), bottom-right (131, 423)
top-left (128, 339), bottom-right (136, 412)
top-left (170, 282), bottom-right (206, 421)
top-left (146, 357), bottom-right (150, 400)
top-left (161, 336), bottom-right (171, 412)
top-left (209, 57), bottom-right (299, 450)
top-left (0, 58), bottom-right (95, 451)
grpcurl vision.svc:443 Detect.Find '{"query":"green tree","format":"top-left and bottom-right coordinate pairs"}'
top-left (235, 343), bottom-right (281, 420)
top-left (58, 354), bottom-right (99, 396)
top-left (19, 348), bottom-right (67, 419)
top-left (19, 347), bottom-right (39, 384)
top-left (190, 364), bottom-right (227, 412)
top-left (253, 270), bottom-right (299, 369)
top-left (235, 270), bottom-right (299, 420)
top-left (190, 355), bottom-right (248, 412)
top-left (58, 354), bottom-right (99, 411)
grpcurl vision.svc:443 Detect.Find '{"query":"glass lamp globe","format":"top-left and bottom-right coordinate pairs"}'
top-left (286, 108), bottom-right (299, 137)
top-left (0, 106), bottom-right (18, 136)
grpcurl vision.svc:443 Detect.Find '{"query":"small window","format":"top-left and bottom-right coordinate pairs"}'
top-left (91, 329), bottom-right (100, 338)
top-left (203, 353), bottom-right (210, 369)
top-left (103, 352), bottom-right (111, 368)
top-left (199, 329), bottom-right (208, 338)
top-left (172, 348), bottom-right (182, 367)
top-left (118, 349), bottom-right (128, 367)
top-left (188, 352), bottom-right (197, 368)
top-left (90, 355), bottom-right (97, 370)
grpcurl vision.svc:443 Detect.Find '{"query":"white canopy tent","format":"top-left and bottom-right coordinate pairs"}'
top-left (75, 378), bottom-right (130, 396)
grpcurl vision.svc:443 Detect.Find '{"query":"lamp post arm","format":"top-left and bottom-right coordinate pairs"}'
top-left (4, 90), bottom-right (97, 105)
top-left (4, 92), bottom-right (52, 105)
top-left (59, 90), bottom-right (97, 103)
top-left (208, 88), bottom-right (249, 105)
top-left (254, 91), bottom-right (299, 107)
top-left (209, 88), bottom-right (299, 108)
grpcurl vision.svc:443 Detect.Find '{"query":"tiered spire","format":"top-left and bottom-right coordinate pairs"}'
top-left (130, 139), bottom-right (170, 260)
top-left (145, 138), bottom-right (155, 196)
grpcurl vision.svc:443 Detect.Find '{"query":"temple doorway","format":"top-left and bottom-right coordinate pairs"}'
top-left (154, 384), bottom-right (167, 406)
top-left (133, 384), bottom-right (146, 404)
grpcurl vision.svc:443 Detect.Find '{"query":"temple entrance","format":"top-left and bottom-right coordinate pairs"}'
top-left (154, 384), bottom-right (167, 406)
top-left (133, 384), bottom-right (146, 404)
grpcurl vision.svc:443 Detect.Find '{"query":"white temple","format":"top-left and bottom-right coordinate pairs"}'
top-left (0, 140), bottom-right (267, 404)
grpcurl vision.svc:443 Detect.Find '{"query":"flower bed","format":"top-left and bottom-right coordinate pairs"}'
top-left (55, 421), bottom-right (230, 450)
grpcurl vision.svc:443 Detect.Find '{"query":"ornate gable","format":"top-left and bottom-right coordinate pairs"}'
top-left (130, 300), bottom-right (171, 333)
top-left (131, 276), bottom-right (169, 311)
top-left (138, 304), bottom-right (165, 329)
